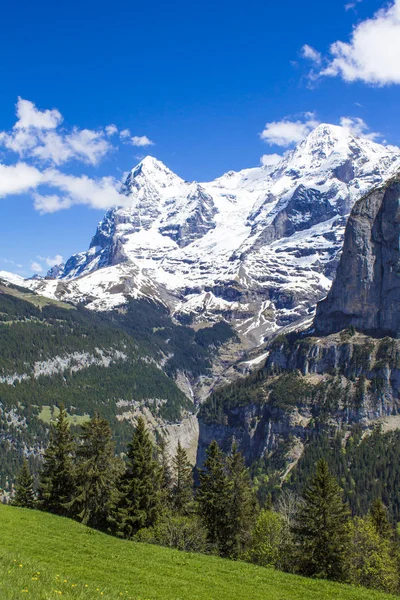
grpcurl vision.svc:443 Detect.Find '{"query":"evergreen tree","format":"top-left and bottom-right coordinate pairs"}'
top-left (67, 413), bottom-right (122, 530)
top-left (369, 498), bottom-right (393, 539)
top-left (197, 440), bottom-right (231, 555)
top-left (38, 405), bottom-right (75, 516)
top-left (112, 417), bottom-right (161, 538)
top-left (226, 444), bottom-right (257, 557)
top-left (158, 437), bottom-right (173, 508)
top-left (293, 459), bottom-right (349, 581)
top-left (172, 441), bottom-right (194, 515)
top-left (12, 459), bottom-right (36, 508)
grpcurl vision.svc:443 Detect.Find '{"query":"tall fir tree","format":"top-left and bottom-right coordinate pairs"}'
top-left (67, 413), bottom-right (122, 530)
top-left (172, 440), bottom-right (194, 515)
top-left (226, 444), bottom-right (257, 557)
top-left (112, 417), bottom-right (161, 538)
top-left (158, 437), bottom-right (173, 508)
top-left (369, 498), bottom-right (393, 539)
top-left (293, 458), bottom-right (349, 581)
top-left (12, 459), bottom-right (36, 509)
top-left (197, 440), bottom-right (231, 555)
top-left (38, 405), bottom-right (75, 516)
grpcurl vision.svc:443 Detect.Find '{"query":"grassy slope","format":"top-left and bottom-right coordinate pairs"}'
top-left (0, 506), bottom-right (395, 600)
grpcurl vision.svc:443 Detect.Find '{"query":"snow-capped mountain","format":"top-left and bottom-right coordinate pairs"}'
top-left (29, 124), bottom-right (400, 347)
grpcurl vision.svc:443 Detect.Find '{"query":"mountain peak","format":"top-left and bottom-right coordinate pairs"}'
top-left (124, 156), bottom-right (183, 194)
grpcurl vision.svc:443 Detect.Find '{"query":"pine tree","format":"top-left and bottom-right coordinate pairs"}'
top-left (369, 498), bottom-right (393, 539)
top-left (38, 405), bottom-right (75, 516)
top-left (158, 437), bottom-right (173, 508)
top-left (293, 458), bottom-right (350, 581)
top-left (67, 413), bottom-right (122, 530)
top-left (112, 417), bottom-right (161, 538)
top-left (197, 440), bottom-right (231, 555)
top-left (172, 440), bottom-right (194, 515)
top-left (12, 459), bottom-right (36, 508)
top-left (226, 444), bottom-right (257, 557)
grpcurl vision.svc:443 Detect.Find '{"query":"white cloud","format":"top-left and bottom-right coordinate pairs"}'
top-left (105, 124), bottom-right (118, 136)
top-left (260, 153), bottom-right (282, 167)
top-left (64, 128), bottom-right (111, 165)
top-left (45, 254), bottom-right (64, 266)
top-left (0, 160), bottom-right (128, 214)
top-left (260, 113), bottom-right (320, 147)
top-left (339, 116), bottom-right (380, 140)
top-left (0, 163), bottom-right (43, 197)
top-left (301, 44), bottom-right (322, 64)
top-left (130, 135), bottom-right (154, 147)
top-left (30, 261), bottom-right (43, 273)
top-left (15, 98), bottom-right (62, 130)
top-left (320, 0), bottom-right (400, 85)
top-left (119, 129), bottom-right (154, 146)
top-left (0, 98), bottom-right (157, 214)
top-left (0, 98), bottom-right (114, 166)
top-left (33, 194), bottom-right (72, 214)
top-left (30, 131), bottom-right (74, 165)
top-left (43, 171), bottom-right (125, 211)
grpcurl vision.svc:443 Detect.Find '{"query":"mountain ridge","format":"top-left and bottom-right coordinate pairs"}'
top-left (23, 123), bottom-right (399, 351)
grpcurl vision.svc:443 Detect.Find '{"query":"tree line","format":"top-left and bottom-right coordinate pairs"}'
top-left (11, 406), bottom-right (400, 595)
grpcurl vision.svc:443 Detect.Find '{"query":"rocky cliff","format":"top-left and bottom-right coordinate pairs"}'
top-left (315, 175), bottom-right (400, 337)
top-left (197, 330), bottom-right (400, 468)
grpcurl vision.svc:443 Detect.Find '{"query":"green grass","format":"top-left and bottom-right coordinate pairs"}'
top-left (0, 506), bottom-right (396, 600)
top-left (38, 405), bottom-right (90, 425)
top-left (0, 283), bottom-right (75, 310)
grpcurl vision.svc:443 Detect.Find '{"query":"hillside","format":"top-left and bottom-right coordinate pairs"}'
top-left (0, 279), bottom-right (237, 488)
top-left (0, 505), bottom-right (394, 600)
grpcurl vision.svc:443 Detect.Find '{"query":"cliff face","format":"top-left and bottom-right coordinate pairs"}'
top-left (197, 331), bottom-right (400, 467)
top-left (315, 177), bottom-right (400, 337)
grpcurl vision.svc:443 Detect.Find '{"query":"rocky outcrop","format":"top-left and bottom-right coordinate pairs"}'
top-left (315, 176), bottom-right (400, 337)
top-left (197, 331), bottom-right (400, 467)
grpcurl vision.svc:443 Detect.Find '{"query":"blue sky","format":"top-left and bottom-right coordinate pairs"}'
top-left (1, 0), bottom-right (399, 276)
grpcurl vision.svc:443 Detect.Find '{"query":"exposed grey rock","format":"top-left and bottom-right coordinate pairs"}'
top-left (315, 175), bottom-right (400, 337)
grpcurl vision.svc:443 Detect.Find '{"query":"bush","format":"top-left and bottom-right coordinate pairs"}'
top-left (245, 510), bottom-right (290, 570)
top-left (135, 512), bottom-right (209, 553)
top-left (346, 517), bottom-right (399, 594)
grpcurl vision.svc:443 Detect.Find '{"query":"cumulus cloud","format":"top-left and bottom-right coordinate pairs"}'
top-left (15, 98), bottom-right (62, 130)
top-left (37, 254), bottom-right (64, 266)
top-left (0, 163), bottom-right (43, 197)
top-left (30, 261), bottom-right (43, 273)
top-left (45, 254), bottom-right (64, 266)
top-left (260, 153), bottom-right (282, 167)
top-left (105, 124), bottom-right (118, 136)
top-left (0, 161), bottom-right (129, 214)
top-left (130, 135), bottom-right (154, 147)
top-left (0, 97), bottom-right (157, 214)
top-left (339, 116), bottom-right (380, 140)
top-left (308, 0), bottom-right (400, 85)
top-left (119, 129), bottom-right (154, 146)
top-left (260, 113), bottom-right (320, 147)
top-left (0, 98), bottom-right (114, 166)
top-left (301, 45), bottom-right (322, 64)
